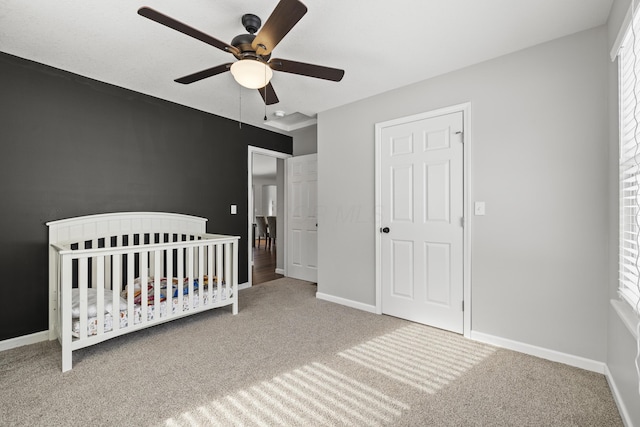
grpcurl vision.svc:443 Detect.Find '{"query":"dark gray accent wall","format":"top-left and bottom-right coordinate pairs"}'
top-left (0, 52), bottom-right (292, 341)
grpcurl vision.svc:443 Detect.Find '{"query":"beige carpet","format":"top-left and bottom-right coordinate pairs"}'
top-left (0, 278), bottom-right (622, 426)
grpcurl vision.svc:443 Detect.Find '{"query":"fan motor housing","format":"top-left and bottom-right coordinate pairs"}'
top-left (231, 33), bottom-right (270, 61)
top-left (231, 33), bottom-right (256, 53)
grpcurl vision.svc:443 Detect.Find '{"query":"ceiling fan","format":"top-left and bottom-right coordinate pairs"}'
top-left (138, 0), bottom-right (345, 105)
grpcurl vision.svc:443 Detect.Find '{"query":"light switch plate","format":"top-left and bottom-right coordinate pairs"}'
top-left (474, 202), bottom-right (485, 216)
top-left (230, 205), bottom-right (237, 215)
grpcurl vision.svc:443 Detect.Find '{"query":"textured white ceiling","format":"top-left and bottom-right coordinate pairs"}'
top-left (0, 0), bottom-right (613, 133)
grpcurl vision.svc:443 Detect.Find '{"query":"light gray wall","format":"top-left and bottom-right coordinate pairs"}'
top-left (607, 1), bottom-right (640, 424)
top-left (292, 125), bottom-right (318, 156)
top-left (318, 26), bottom-right (609, 362)
top-left (252, 177), bottom-right (276, 218)
top-left (262, 185), bottom-right (277, 216)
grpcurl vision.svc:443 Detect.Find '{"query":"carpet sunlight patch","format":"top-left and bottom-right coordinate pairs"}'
top-left (164, 363), bottom-right (409, 427)
top-left (338, 324), bottom-right (496, 393)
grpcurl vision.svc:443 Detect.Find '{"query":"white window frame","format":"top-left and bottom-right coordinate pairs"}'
top-left (619, 11), bottom-right (640, 317)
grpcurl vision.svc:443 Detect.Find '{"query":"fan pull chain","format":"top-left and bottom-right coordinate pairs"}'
top-left (238, 84), bottom-right (242, 129)
top-left (264, 65), bottom-right (268, 121)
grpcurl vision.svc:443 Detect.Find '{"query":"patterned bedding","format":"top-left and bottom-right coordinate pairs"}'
top-left (71, 278), bottom-right (231, 338)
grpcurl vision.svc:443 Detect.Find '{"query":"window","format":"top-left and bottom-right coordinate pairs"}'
top-left (619, 10), bottom-right (640, 316)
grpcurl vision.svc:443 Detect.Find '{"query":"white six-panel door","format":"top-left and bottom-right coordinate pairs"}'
top-left (379, 111), bottom-right (464, 333)
top-left (286, 154), bottom-right (318, 282)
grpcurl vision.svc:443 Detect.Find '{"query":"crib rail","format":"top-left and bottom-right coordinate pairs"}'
top-left (51, 232), bottom-right (239, 372)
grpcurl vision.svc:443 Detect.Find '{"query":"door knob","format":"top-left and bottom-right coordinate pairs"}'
top-left (380, 227), bottom-right (390, 233)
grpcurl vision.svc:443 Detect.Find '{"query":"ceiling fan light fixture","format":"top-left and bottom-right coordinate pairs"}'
top-left (230, 59), bottom-right (273, 89)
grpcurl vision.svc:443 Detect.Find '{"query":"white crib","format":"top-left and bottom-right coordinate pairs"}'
top-left (47, 212), bottom-right (239, 372)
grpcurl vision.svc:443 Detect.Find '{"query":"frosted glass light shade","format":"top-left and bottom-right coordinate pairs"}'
top-left (230, 60), bottom-right (273, 89)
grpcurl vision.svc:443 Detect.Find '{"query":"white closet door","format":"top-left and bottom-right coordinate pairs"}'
top-left (287, 154), bottom-right (318, 282)
top-left (379, 112), bottom-right (464, 333)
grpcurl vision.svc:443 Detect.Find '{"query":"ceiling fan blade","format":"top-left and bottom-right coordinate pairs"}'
top-left (251, 0), bottom-right (307, 56)
top-left (269, 59), bottom-right (344, 82)
top-left (174, 63), bottom-right (232, 84)
top-left (138, 7), bottom-right (239, 56)
top-left (258, 82), bottom-right (279, 105)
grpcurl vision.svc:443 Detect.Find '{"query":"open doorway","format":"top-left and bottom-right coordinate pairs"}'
top-left (247, 147), bottom-right (291, 286)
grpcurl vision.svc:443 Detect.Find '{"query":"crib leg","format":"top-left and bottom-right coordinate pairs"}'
top-left (62, 347), bottom-right (72, 372)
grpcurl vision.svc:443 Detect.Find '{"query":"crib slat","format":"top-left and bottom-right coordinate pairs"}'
top-left (127, 252), bottom-right (135, 329)
top-left (148, 236), bottom-right (155, 280)
top-left (79, 258), bottom-right (88, 341)
top-left (198, 244), bottom-right (204, 308)
top-left (216, 242), bottom-right (223, 302)
top-left (91, 239), bottom-right (99, 290)
top-left (105, 252), bottom-right (112, 294)
top-left (112, 255), bottom-right (121, 332)
top-left (154, 249), bottom-right (161, 317)
top-left (187, 246), bottom-right (194, 310)
top-left (140, 250), bottom-right (148, 325)
top-left (225, 243), bottom-right (232, 301)
top-left (166, 249), bottom-right (174, 319)
top-left (177, 247), bottom-right (184, 314)
top-left (96, 256), bottom-right (105, 335)
top-left (195, 244), bottom-right (199, 307)
top-left (184, 240), bottom-right (191, 309)
top-left (207, 243), bottom-right (214, 304)
top-left (158, 234), bottom-right (166, 281)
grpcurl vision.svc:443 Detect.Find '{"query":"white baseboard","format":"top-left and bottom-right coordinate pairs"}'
top-left (275, 268), bottom-right (285, 275)
top-left (470, 331), bottom-right (606, 374)
top-left (0, 330), bottom-right (49, 352)
top-left (316, 292), bottom-right (377, 314)
top-left (605, 364), bottom-right (633, 427)
top-left (238, 281), bottom-right (250, 291)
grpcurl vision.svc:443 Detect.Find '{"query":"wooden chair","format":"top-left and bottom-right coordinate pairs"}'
top-left (266, 216), bottom-right (277, 249)
top-left (255, 216), bottom-right (269, 248)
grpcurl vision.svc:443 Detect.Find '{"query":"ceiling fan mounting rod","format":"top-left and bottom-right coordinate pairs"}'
top-left (241, 13), bottom-right (262, 34)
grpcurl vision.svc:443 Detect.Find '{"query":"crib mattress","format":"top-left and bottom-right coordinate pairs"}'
top-left (71, 287), bottom-right (232, 338)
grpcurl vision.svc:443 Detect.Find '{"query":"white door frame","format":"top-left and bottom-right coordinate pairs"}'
top-left (374, 102), bottom-right (472, 338)
top-left (247, 146), bottom-right (292, 288)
